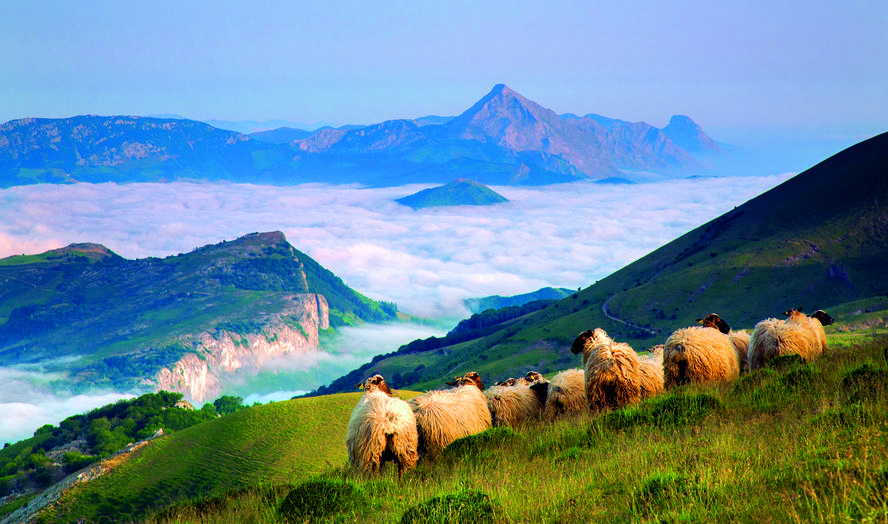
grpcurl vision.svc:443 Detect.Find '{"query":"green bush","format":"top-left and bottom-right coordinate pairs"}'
top-left (278, 478), bottom-right (363, 522)
top-left (399, 489), bottom-right (506, 524)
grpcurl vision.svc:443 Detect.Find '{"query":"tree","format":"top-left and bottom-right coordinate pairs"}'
top-left (213, 395), bottom-right (245, 416)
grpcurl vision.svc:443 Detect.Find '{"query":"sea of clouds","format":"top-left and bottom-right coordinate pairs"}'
top-left (0, 175), bottom-right (792, 443)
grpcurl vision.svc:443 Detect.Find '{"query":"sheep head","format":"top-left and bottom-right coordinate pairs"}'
top-left (696, 313), bottom-right (731, 334)
top-left (447, 371), bottom-right (485, 390)
top-left (783, 307), bottom-right (807, 322)
top-left (810, 310), bottom-right (834, 326)
top-left (359, 374), bottom-right (392, 396)
top-left (571, 328), bottom-right (611, 354)
top-left (519, 370), bottom-right (544, 385)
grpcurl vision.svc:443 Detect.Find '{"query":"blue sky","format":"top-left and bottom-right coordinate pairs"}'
top-left (2, 0), bottom-right (886, 132)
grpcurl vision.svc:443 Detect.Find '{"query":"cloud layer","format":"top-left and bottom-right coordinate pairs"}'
top-left (0, 176), bottom-right (791, 320)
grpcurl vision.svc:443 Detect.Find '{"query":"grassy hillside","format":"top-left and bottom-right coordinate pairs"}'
top-left (317, 131), bottom-right (888, 392)
top-left (23, 390), bottom-right (414, 523)
top-left (19, 332), bottom-right (888, 523)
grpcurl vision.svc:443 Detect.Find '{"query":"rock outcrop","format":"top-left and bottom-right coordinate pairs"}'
top-left (155, 293), bottom-right (330, 403)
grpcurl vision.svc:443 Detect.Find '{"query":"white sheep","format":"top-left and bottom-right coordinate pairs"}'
top-left (543, 368), bottom-right (587, 420)
top-left (345, 374), bottom-right (418, 476)
top-left (748, 308), bottom-right (834, 371)
top-left (484, 371), bottom-right (549, 427)
top-left (408, 371), bottom-right (492, 455)
top-left (663, 323), bottom-right (740, 388)
top-left (696, 312), bottom-right (750, 374)
top-left (570, 328), bottom-right (663, 411)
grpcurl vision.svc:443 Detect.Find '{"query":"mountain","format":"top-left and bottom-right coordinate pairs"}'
top-left (247, 126), bottom-right (314, 143)
top-left (395, 179), bottom-right (508, 209)
top-left (314, 131), bottom-right (888, 392)
top-left (0, 231), bottom-right (398, 402)
top-left (662, 114), bottom-right (721, 153)
top-left (0, 85), bottom-right (719, 187)
top-left (0, 115), bottom-right (299, 186)
top-left (465, 286), bottom-right (576, 313)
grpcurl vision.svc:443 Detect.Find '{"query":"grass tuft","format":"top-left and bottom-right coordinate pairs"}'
top-left (399, 489), bottom-right (507, 524)
top-left (278, 478), bottom-right (364, 523)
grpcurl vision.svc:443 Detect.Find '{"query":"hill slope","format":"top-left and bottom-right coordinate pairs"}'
top-left (319, 131), bottom-right (888, 391)
top-left (0, 231), bottom-right (397, 400)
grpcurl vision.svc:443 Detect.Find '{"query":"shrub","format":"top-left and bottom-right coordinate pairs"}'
top-left (278, 478), bottom-right (363, 522)
top-left (399, 489), bottom-right (506, 524)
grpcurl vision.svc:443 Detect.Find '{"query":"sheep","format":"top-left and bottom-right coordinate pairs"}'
top-left (345, 374), bottom-right (419, 477)
top-left (663, 322), bottom-right (740, 388)
top-left (408, 371), bottom-right (492, 455)
top-left (570, 328), bottom-right (662, 411)
top-left (696, 312), bottom-right (750, 374)
top-left (543, 368), bottom-right (587, 420)
top-left (747, 308), bottom-right (834, 371)
top-left (484, 372), bottom-right (549, 427)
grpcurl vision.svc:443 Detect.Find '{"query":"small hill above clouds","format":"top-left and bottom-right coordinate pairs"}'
top-left (395, 179), bottom-right (509, 209)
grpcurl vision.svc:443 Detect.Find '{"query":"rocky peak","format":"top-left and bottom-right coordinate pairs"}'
top-left (662, 115), bottom-right (720, 153)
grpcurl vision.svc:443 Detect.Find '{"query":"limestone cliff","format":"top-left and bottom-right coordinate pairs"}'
top-left (155, 293), bottom-right (330, 403)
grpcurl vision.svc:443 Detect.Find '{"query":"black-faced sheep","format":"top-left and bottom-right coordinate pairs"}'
top-left (543, 368), bottom-right (587, 420)
top-left (747, 308), bottom-right (834, 371)
top-left (663, 322), bottom-right (740, 388)
top-left (408, 371), bottom-right (492, 455)
top-left (484, 371), bottom-right (549, 427)
top-left (345, 375), bottom-right (418, 476)
top-left (696, 313), bottom-right (750, 374)
top-left (571, 328), bottom-right (663, 411)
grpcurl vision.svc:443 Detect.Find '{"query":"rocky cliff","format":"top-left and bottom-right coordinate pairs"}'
top-left (155, 293), bottom-right (330, 402)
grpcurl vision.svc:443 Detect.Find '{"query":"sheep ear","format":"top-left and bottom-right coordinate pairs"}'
top-left (356, 382), bottom-right (365, 390)
top-left (695, 318), bottom-right (704, 324)
top-left (445, 380), bottom-right (459, 386)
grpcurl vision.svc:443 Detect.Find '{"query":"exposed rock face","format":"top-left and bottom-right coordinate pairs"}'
top-left (155, 293), bottom-right (330, 403)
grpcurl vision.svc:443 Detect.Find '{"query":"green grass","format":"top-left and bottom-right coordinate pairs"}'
top-left (27, 333), bottom-right (887, 523)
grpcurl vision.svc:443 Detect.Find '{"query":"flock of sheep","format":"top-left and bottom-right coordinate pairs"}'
top-left (345, 307), bottom-right (834, 476)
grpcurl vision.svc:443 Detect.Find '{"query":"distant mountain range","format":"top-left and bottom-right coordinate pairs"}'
top-left (396, 179), bottom-right (508, 209)
top-left (0, 85), bottom-right (721, 187)
top-left (315, 131), bottom-right (888, 393)
top-left (0, 231), bottom-right (398, 402)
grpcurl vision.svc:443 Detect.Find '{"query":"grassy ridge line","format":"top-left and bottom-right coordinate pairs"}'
top-left (33, 391), bottom-right (414, 523)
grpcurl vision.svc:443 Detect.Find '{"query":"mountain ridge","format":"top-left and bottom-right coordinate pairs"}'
top-left (0, 231), bottom-right (399, 401)
top-left (0, 85), bottom-right (720, 187)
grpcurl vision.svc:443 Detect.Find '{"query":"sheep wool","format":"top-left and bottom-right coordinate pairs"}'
top-left (571, 328), bottom-right (650, 411)
top-left (543, 369), bottom-right (587, 420)
top-left (485, 377), bottom-right (548, 427)
top-left (408, 376), bottom-right (492, 455)
top-left (345, 375), bottom-right (418, 476)
top-left (748, 308), bottom-right (833, 371)
top-left (663, 325), bottom-right (740, 388)
top-left (696, 313), bottom-right (749, 374)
